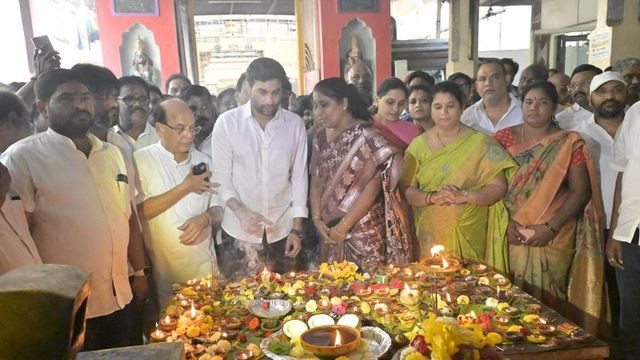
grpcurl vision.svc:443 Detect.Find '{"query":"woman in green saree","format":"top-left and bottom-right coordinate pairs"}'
top-left (400, 82), bottom-right (515, 272)
top-left (496, 81), bottom-right (607, 336)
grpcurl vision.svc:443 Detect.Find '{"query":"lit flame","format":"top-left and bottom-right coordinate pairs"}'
top-left (207, 279), bottom-right (212, 288)
top-left (190, 300), bottom-right (196, 318)
top-left (403, 283), bottom-right (411, 292)
top-left (469, 310), bottom-right (477, 319)
top-left (334, 329), bottom-right (342, 346)
top-left (442, 256), bottom-right (449, 268)
top-left (497, 285), bottom-right (501, 294)
top-left (164, 315), bottom-right (171, 323)
top-left (154, 322), bottom-right (162, 336)
top-left (539, 318), bottom-right (547, 325)
top-left (430, 245), bottom-right (445, 257)
top-left (446, 292), bottom-right (452, 303)
top-left (262, 266), bottom-right (269, 275)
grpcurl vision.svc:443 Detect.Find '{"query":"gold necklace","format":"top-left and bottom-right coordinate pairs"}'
top-left (435, 126), bottom-right (462, 149)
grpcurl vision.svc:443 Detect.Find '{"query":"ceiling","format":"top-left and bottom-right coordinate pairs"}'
top-left (193, 0), bottom-right (295, 16)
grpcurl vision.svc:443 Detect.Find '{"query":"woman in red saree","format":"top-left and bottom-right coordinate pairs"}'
top-left (372, 77), bottom-right (421, 151)
top-left (309, 78), bottom-right (415, 272)
top-left (496, 81), bottom-right (608, 336)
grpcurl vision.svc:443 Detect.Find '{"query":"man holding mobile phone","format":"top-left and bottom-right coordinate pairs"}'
top-left (134, 98), bottom-right (221, 307)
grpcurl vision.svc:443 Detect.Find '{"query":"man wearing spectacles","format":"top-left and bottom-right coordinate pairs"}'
top-left (557, 64), bottom-right (602, 130)
top-left (109, 76), bottom-right (159, 159)
top-left (180, 85), bottom-right (217, 157)
top-left (134, 98), bottom-right (221, 307)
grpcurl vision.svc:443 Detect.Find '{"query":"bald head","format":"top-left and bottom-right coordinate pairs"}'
top-left (549, 73), bottom-right (571, 105)
top-left (154, 98), bottom-right (197, 159)
top-left (346, 62), bottom-right (373, 100)
top-left (161, 98), bottom-right (194, 122)
top-left (518, 64), bottom-right (549, 90)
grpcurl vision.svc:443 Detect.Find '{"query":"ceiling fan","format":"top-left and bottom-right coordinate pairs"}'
top-left (481, 6), bottom-right (506, 20)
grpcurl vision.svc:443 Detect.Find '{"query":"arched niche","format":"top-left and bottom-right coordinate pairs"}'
top-left (119, 23), bottom-right (161, 87)
top-left (340, 18), bottom-right (376, 88)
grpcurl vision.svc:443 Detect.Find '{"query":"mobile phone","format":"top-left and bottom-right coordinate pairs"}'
top-left (32, 35), bottom-right (55, 55)
top-left (192, 162), bottom-right (209, 181)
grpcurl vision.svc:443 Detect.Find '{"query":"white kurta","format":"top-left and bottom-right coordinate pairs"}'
top-left (1, 129), bottom-right (133, 318)
top-left (134, 143), bottom-right (218, 306)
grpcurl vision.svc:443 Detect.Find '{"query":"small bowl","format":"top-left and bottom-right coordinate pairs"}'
top-left (301, 325), bottom-right (361, 357)
top-left (503, 331), bottom-right (524, 342)
top-left (503, 306), bottom-right (520, 317)
top-left (249, 299), bottom-right (292, 319)
top-left (571, 330), bottom-right (594, 343)
top-left (524, 303), bottom-right (541, 314)
top-left (223, 317), bottom-right (243, 330)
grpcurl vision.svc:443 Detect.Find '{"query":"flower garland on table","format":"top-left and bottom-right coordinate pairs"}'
top-left (400, 313), bottom-right (502, 360)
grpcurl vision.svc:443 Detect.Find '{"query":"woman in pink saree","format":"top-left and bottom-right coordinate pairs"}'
top-left (372, 77), bottom-right (421, 151)
top-left (310, 78), bottom-right (415, 272)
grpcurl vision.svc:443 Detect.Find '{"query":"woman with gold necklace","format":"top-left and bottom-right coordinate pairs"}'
top-left (495, 80), bottom-right (607, 336)
top-left (400, 82), bottom-right (515, 272)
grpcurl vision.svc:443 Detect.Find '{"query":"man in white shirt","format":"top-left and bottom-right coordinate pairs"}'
top-left (557, 64), bottom-right (602, 129)
top-left (1, 69), bottom-right (138, 350)
top-left (109, 76), bottom-right (159, 158)
top-left (180, 85), bottom-right (217, 157)
top-left (461, 59), bottom-right (523, 134)
top-left (574, 72), bottom-right (627, 234)
top-left (135, 99), bottom-right (220, 307)
top-left (608, 100), bottom-right (640, 357)
top-left (211, 57), bottom-right (307, 279)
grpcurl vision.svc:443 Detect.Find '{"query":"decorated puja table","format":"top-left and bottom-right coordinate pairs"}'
top-left (155, 247), bottom-right (608, 360)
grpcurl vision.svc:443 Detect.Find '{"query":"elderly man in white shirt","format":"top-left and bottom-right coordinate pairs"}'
top-left (211, 58), bottom-right (307, 279)
top-left (607, 100), bottom-right (640, 356)
top-left (461, 59), bottom-right (523, 134)
top-left (557, 64), bottom-right (602, 130)
top-left (135, 99), bottom-right (221, 307)
top-left (1, 69), bottom-right (141, 350)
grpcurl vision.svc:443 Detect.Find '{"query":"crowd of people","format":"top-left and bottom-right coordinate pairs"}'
top-left (1, 46), bottom-right (640, 358)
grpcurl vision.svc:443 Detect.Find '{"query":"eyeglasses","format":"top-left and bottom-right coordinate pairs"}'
top-left (160, 122), bottom-right (202, 135)
top-left (117, 95), bottom-right (149, 106)
top-left (188, 104), bottom-right (210, 113)
top-left (567, 80), bottom-right (591, 91)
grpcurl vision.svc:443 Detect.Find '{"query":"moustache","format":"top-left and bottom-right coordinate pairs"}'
top-left (596, 99), bottom-right (626, 117)
top-left (72, 110), bottom-right (93, 119)
top-left (130, 106), bottom-right (147, 114)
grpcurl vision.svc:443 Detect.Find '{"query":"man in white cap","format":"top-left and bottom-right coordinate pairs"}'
top-left (574, 72), bottom-right (627, 238)
top-left (607, 79), bottom-right (640, 357)
top-left (573, 72), bottom-right (627, 341)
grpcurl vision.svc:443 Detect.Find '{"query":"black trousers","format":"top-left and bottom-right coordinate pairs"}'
top-left (82, 301), bottom-right (133, 351)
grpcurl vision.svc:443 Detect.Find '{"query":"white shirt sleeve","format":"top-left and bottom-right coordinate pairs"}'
top-left (611, 109), bottom-right (633, 172)
top-left (290, 122), bottom-right (309, 218)
top-left (210, 117), bottom-right (238, 206)
top-left (0, 149), bottom-right (35, 213)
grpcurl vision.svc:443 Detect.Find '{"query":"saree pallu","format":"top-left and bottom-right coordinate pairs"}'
top-left (400, 131), bottom-right (516, 273)
top-left (310, 124), bottom-right (415, 272)
top-left (373, 117), bottom-right (421, 151)
top-left (502, 130), bottom-right (608, 337)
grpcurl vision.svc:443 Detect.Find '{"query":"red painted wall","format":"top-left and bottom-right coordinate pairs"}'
top-left (95, 0), bottom-right (180, 86)
top-left (317, 0), bottom-right (391, 85)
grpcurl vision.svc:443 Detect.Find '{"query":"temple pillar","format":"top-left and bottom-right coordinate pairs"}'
top-left (445, 0), bottom-right (479, 77)
top-left (589, 0), bottom-right (640, 69)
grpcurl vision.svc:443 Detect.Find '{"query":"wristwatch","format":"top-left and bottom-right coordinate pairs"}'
top-left (133, 268), bottom-right (150, 277)
top-left (289, 228), bottom-right (304, 238)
